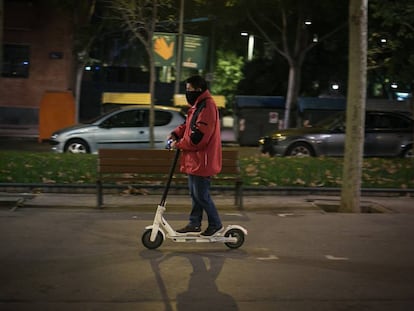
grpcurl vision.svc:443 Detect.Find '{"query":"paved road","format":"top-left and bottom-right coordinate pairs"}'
top-left (1, 208), bottom-right (414, 310)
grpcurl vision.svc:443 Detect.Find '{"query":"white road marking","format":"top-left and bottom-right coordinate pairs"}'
top-left (257, 255), bottom-right (279, 261)
top-left (325, 254), bottom-right (349, 261)
top-left (278, 213), bottom-right (295, 217)
top-left (224, 213), bottom-right (244, 217)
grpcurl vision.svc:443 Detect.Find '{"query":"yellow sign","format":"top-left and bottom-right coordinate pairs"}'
top-left (153, 33), bottom-right (176, 66)
top-left (154, 37), bottom-right (174, 60)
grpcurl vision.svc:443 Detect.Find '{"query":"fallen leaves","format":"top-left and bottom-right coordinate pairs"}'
top-left (240, 155), bottom-right (413, 188)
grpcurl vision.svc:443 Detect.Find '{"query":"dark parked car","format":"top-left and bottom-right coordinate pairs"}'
top-left (50, 105), bottom-right (186, 154)
top-left (259, 111), bottom-right (414, 157)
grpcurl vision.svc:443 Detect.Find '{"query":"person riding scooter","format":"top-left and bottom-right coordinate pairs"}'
top-left (168, 75), bottom-right (223, 236)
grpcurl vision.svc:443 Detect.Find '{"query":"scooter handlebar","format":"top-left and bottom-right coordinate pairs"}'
top-left (165, 139), bottom-right (174, 150)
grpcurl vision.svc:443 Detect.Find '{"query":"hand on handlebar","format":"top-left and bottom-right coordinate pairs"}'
top-left (166, 137), bottom-right (178, 150)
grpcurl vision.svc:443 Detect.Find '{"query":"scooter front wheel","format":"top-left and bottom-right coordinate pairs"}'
top-left (142, 229), bottom-right (164, 249)
top-left (224, 228), bottom-right (245, 249)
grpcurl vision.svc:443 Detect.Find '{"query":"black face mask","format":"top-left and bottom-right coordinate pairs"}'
top-left (185, 91), bottom-right (202, 105)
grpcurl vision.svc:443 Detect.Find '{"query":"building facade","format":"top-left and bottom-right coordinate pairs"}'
top-left (0, 0), bottom-right (74, 128)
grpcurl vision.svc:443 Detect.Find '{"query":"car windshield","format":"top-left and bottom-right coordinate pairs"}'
top-left (314, 111), bottom-right (345, 129)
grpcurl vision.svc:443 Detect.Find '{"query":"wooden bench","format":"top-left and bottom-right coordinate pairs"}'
top-left (97, 149), bottom-right (243, 209)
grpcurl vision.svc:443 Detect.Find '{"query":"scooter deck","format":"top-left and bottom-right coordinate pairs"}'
top-left (169, 234), bottom-right (238, 243)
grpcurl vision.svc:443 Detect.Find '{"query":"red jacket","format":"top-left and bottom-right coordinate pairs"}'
top-left (172, 90), bottom-right (222, 177)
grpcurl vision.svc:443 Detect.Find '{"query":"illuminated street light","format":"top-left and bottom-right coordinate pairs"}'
top-left (304, 20), bottom-right (312, 25)
top-left (391, 83), bottom-right (398, 89)
top-left (241, 32), bottom-right (255, 61)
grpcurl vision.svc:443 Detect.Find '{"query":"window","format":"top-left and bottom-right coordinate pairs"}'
top-left (135, 110), bottom-right (149, 127)
top-left (102, 109), bottom-right (174, 128)
top-left (387, 115), bottom-right (412, 129)
top-left (155, 111), bottom-right (173, 126)
top-left (366, 115), bottom-right (392, 129)
top-left (366, 113), bottom-right (412, 130)
top-left (2, 44), bottom-right (30, 78)
top-left (106, 110), bottom-right (142, 127)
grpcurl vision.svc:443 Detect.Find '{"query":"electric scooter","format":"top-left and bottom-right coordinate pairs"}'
top-left (141, 145), bottom-right (247, 250)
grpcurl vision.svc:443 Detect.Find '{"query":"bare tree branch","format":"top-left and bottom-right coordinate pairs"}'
top-left (247, 11), bottom-right (289, 59)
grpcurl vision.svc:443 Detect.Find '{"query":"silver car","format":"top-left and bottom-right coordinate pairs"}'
top-left (50, 105), bottom-right (186, 154)
top-left (259, 111), bottom-right (414, 157)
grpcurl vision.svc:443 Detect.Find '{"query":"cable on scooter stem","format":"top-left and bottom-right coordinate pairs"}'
top-left (159, 148), bottom-right (181, 207)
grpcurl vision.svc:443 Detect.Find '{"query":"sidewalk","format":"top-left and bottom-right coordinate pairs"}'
top-left (2, 192), bottom-right (413, 214)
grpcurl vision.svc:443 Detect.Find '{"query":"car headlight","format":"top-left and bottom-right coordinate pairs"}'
top-left (50, 133), bottom-right (59, 140)
top-left (271, 133), bottom-right (287, 141)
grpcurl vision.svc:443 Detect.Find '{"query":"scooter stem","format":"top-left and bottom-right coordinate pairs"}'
top-left (159, 148), bottom-right (181, 207)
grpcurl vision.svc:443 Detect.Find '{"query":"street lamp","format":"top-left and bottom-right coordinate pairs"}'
top-left (331, 83), bottom-right (340, 90)
top-left (241, 32), bottom-right (255, 61)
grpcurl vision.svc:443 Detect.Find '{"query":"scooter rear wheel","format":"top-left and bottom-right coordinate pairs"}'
top-left (142, 229), bottom-right (164, 249)
top-left (224, 228), bottom-right (245, 249)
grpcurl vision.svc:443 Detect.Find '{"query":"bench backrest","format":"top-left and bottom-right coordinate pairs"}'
top-left (98, 149), bottom-right (240, 176)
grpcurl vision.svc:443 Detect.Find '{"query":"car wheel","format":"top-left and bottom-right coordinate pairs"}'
top-left (402, 147), bottom-right (414, 158)
top-left (64, 139), bottom-right (90, 154)
top-left (286, 142), bottom-right (314, 157)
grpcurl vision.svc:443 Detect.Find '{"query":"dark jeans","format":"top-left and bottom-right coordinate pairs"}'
top-left (188, 174), bottom-right (222, 229)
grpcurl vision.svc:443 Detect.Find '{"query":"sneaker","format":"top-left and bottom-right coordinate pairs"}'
top-left (176, 225), bottom-right (201, 234)
top-left (201, 225), bottom-right (223, 236)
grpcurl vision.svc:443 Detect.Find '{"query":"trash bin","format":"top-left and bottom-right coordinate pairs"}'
top-left (235, 96), bottom-right (285, 146)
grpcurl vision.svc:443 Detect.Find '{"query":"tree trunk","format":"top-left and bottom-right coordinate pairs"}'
top-left (339, 0), bottom-right (368, 213)
top-left (283, 62), bottom-right (301, 129)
